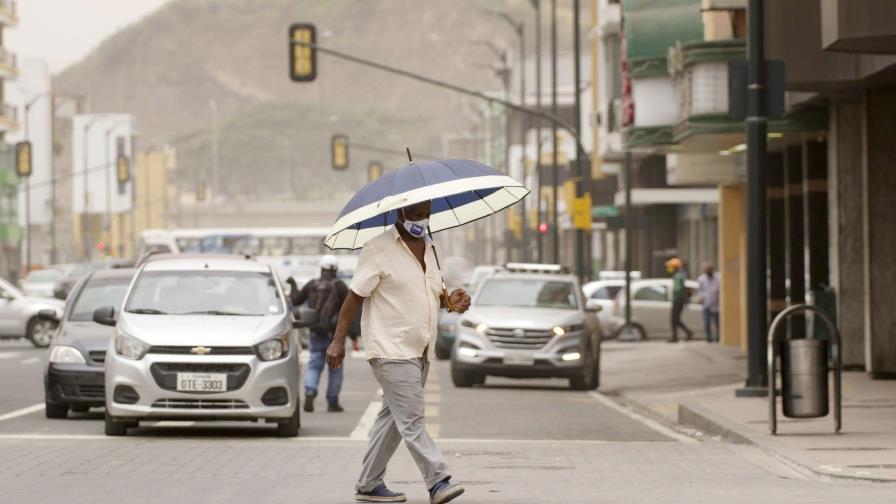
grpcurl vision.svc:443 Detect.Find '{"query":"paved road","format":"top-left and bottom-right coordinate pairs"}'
top-left (0, 340), bottom-right (892, 503)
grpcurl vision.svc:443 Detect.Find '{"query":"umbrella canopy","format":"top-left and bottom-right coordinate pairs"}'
top-left (325, 159), bottom-right (529, 250)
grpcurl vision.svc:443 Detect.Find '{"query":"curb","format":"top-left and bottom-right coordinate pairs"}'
top-left (678, 400), bottom-right (896, 484)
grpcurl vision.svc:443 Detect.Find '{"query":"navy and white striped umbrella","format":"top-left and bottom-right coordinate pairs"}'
top-left (325, 159), bottom-right (529, 250)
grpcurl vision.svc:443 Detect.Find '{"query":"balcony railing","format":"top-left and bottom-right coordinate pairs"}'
top-left (0, 104), bottom-right (20, 131)
top-left (0, 47), bottom-right (17, 76)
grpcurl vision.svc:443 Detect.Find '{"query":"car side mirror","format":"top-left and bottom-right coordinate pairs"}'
top-left (38, 309), bottom-right (59, 322)
top-left (53, 285), bottom-right (67, 300)
top-left (292, 307), bottom-right (319, 329)
top-left (585, 299), bottom-right (602, 312)
top-left (93, 306), bottom-right (117, 326)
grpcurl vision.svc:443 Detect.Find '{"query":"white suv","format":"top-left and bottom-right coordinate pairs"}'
top-left (95, 254), bottom-right (316, 437)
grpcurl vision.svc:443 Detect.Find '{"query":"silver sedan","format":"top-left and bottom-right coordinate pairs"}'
top-left (0, 277), bottom-right (64, 347)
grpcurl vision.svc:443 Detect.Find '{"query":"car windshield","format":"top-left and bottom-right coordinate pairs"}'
top-left (69, 278), bottom-right (131, 321)
top-left (125, 270), bottom-right (284, 316)
top-left (476, 278), bottom-right (579, 310)
top-left (26, 269), bottom-right (64, 283)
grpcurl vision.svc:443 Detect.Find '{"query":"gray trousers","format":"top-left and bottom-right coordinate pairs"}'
top-left (356, 358), bottom-right (451, 492)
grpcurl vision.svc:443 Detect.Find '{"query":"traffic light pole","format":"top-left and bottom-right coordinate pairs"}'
top-left (291, 38), bottom-right (590, 273)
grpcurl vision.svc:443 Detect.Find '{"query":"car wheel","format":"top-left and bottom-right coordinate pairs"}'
top-left (473, 374), bottom-right (486, 386)
top-left (104, 411), bottom-right (128, 436)
top-left (451, 362), bottom-right (475, 388)
top-left (435, 343), bottom-right (451, 360)
top-left (45, 402), bottom-right (68, 419)
top-left (570, 344), bottom-right (599, 391)
top-left (275, 405), bottom-right (301, 437)
top-left (27, 317), bottom-right (56, 348)
top-left (615, 323), bottom-right (647, 342)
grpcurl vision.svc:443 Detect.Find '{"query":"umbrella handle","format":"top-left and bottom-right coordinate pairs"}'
top-left (441, 284), bottom-right (455, 312)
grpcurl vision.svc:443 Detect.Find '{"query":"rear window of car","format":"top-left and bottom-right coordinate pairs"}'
top-left (634, 285), bottom-right (668, 302)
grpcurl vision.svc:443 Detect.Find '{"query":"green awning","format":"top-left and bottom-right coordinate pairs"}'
top-left (623, 0), bottom-right (703, 78)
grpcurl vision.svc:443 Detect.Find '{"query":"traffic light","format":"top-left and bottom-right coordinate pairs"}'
top-left (196, 181), bottom-right (207, 203)
top-left (538, 222), bottom-right (549, 234)
top-left (116, 155), bottom-right (130, 183)
top-left (289, 23), bottom-right (317, 82)
top-left (15, 141), bottom-right (32, 177)
top-left (367, 160), bottom-right (383, 182)
top-left (331, 134), bottom-right (348, 170)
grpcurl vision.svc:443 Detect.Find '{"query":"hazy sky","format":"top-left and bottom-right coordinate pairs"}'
top-left (6, 0), bottom-right (171, 73)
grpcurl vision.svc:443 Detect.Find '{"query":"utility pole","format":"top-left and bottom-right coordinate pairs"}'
top-left (81, 115), bottom-right (109, 260)
top-left (535, 0), bottom-right (543, 264)
top-left (550, 0), bottom-right (559, 265)
top-left (573, 0), bottom-right (587, 280)
top-left (738, 0), bottom-right (769, 397)
top-left (209, 99), bottom-right (219, 202)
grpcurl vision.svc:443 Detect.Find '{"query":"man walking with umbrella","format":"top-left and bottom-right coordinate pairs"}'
top-left (327, 200), bottom-right (471, 504)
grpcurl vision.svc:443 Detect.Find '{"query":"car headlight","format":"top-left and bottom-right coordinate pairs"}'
top-left (460, 319), bottom-right (488, 333)
top-left (48, 345), bottom-right (86, 364)
top-left (114, 333), bottom-right (150, 360)
top-left (553, 323), bottom-right (585, 336)
top-left (256, 334), bottom-right (289, 361)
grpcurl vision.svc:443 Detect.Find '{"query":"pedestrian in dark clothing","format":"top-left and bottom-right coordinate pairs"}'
top-left (698, 262), bottom-right (720, 343)
top-left (288, 255), bottom-right (348, 413)
top-left (666, 257), bottom-right (693, 342)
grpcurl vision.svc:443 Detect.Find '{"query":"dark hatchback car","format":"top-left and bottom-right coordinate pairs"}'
top-left (44, 269), bottom-right (134, 418)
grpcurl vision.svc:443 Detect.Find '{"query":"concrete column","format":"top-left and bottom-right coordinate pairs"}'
top-left (864, 87), bottom-right (896, 378)
top-left (829, 99), bottom-right (866, 369)
top-left (767, 152), bottom-right (787, 328)
top-left (804, 137), bottom-right (830, 341)
top-left (785, 145), bottom-right (806, 338)
top-left (719, 183), bottom-right (745, 348)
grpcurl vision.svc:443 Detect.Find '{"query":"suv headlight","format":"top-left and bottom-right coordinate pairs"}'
top-left (460, 319), bottom-right (488, 334)
top-left (552, 323), bottom-right (585, 336)
top-left (48, 345), bottom-right (86, 364)
top-left (114, 333), bottom-right (150, 360)
top-left (256, 334), bottom-right (289, 361)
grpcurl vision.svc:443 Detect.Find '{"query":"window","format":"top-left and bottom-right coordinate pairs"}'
top-left (477, 278), bottom-right (579, 310)
top-left (591, 285), bottom-right (622, 300)
top-left (126, 271), bottom-right (284, 316)
top-left (69, 278), bottom-right (130, 321)
top-left (634, 285), bottom-right (668, 302)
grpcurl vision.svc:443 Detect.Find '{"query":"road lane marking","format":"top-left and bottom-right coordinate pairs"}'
top-left (350, 401), bottom-right (382, 439)
top-left (425, 405), bottom-right (440, 418)
top-left (589, 391), bottom-right (697, 443)
top-left (0, 433), bottom-right (668, 444)
top-left (426, 423), bottom-right (441, 438)
top-left (151, 421), bottom-right (196, 427)
top-left (0, 352), bottom-right (22, 360)
top-left (0, 403), bottom-right (43, 422)
top-left (425, 393), bottom-right (441, 403)
top-left (20, 357), bottom-right (40, 365)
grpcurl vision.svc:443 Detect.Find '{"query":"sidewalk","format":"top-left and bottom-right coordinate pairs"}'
top-left (600, 340), bottom-right (896, 482)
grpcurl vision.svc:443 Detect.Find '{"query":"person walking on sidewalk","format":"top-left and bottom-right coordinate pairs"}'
top-left (289, 255), bottom-right (348, 413)
top-left (666, 257), bottom-right (693, 342)
top-left (698, 262), bottom-right (720, 343)
top-left (326, 200), bottom-right (471, 504)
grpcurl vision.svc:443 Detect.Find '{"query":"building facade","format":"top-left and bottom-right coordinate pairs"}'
top-left (0, 0), bottom-right (18, 281)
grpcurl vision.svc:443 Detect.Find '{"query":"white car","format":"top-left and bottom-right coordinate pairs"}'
top-left (0, 277), bottom-right (64, 347)
top-left (20, 266), bottom-right (71, 298)
top-left (582, 279), bottom-right (626, 336)
top-left (604, 278), bottom-right (705, 340)
top-left (96, 254), bottom-right (316, 437)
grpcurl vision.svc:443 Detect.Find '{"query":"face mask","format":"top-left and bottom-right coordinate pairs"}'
top-left (400, 209), bottom-right (429, 238)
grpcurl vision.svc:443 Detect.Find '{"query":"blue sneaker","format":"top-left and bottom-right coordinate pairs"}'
top-left (355, 483), bottom-right (407, 502)
top-left (429, 479), bottom-right (464, 504)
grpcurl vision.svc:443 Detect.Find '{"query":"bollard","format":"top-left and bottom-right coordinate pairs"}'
top-left (781, 339), bottom-right (829, 418)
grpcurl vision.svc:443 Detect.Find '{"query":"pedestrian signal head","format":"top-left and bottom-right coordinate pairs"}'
top-left (15, 141), bottom-right (32, 177)
top-left (289, 23), bottom-right (317, 82)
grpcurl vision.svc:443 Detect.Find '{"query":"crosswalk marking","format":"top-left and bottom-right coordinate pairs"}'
top-left (20, 357), bottom-right (40, 365)
top-left (0, 403), bottom-right (43, 422)
top-left (0, 352), bottom-right (22, 360)
top-left (350, 401), bottom-right (382, 439)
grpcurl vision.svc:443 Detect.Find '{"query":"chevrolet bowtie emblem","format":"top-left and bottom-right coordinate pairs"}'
top-left (191, 346), bottom-right (212, 355)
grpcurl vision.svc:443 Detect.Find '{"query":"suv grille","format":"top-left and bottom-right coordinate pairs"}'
top-left (151, 398), bottom-right (249, 410)
top-left (485, 328), bottom-right (554, 349)
top-left (147, 346), bottom-right (255, 355)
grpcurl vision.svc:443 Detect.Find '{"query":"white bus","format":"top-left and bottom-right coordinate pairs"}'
top-left (138, 228), bottom-right (357, 284)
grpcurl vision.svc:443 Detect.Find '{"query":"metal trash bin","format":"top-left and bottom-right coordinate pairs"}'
top-left (781, 338), bottom-right (829, 418)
